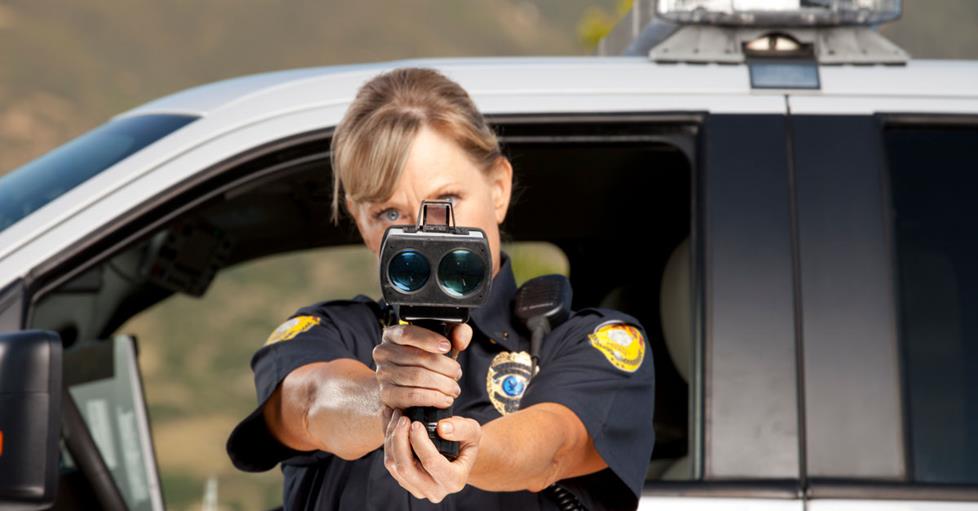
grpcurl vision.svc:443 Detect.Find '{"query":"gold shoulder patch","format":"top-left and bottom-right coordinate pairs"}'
top-left (265, 315), bottom-right (321, 346)
top-left (587, 320), bottom-right (645, 373)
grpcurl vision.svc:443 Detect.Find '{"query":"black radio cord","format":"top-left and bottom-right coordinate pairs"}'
top-left (513, 275), bottom-right (586, 511)
top-left (548, 484), bottom-right (587, 511)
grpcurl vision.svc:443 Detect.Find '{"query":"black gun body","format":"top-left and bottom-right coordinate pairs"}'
top-left (379, 205), bottom-right (492, 462)
top-left (402, 318), bottom-right (461, 461)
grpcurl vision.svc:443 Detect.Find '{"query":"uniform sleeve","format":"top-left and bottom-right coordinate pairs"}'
top-left (519, 307), bottom-right (655, 511)
top-left (226, 300), bottom-right (378, 472)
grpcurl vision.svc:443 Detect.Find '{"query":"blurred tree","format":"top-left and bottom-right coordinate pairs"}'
top-left (577, 0), bottom-right (633, 51)
top-left (881, 0), bottom-right (978, 59)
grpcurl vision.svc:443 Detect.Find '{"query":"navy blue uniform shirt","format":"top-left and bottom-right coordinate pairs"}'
top-left (226, 251), bottom-right (655, 510)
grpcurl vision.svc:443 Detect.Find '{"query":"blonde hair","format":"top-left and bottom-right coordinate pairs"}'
top-left (329, 67), bottom-right (504, 226)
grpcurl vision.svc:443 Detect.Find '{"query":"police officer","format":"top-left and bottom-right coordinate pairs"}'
top-left (226, 67), bottom-right (655, 511)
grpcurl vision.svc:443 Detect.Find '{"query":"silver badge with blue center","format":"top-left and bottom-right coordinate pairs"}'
top-left (486, 350), bottom-right (535, 415)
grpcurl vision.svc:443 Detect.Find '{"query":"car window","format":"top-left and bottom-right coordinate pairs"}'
top-left (23, 118), bottom-right (697, 507)
top-left (885, 124), bottom-right (978, 484)
top-left (63, 336), bottom-right (164, 511)
top-left (0, 114), bottom-right (197, 232)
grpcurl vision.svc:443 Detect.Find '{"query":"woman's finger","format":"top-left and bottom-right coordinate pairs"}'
top-left (374, 344), bottom-right (462, 381)
top-left (383, 324), bottom-right (452, 354)
top-left (384, 415), bottom-right (423, 499)
top-left (384, 410), bottom-right (402, 471)
top-left (378, 383), bottom-right (455, 410)
top-left (409, 419), bottom-right (454, 487)
top-left (377, 363), bottom-right (461, 398)
top-left (435, 416), bottom-right (479, 442)
top-left (392, 417), bottom-right (438, 496)
top-left (387, 409), bottom-right (402, 436)
top-left (438, 417), bottom-right (482, 468)
top-left (449, 323), bottom-right (473, 355)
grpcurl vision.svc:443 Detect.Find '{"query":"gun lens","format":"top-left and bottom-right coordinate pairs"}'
top-left (438, 249), bottom-right (485, 297)
top-left (388, 250), bottom-right (430, 293)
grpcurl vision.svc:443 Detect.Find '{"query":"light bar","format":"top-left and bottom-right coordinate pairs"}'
top-left (656, 0), bottom-right (902, 27)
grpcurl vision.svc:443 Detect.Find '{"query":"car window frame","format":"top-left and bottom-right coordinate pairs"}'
top-left (0, 280), bottom-right (25, 331)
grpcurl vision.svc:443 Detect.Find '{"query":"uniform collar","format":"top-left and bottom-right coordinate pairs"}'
top-left (469, 250), bottom-right (522, 352)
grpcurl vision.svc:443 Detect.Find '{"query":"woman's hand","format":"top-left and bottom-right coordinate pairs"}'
top-left (372, 323), bottom-right (473, 422)
top-left (384, 408), bottom-right (482, 502)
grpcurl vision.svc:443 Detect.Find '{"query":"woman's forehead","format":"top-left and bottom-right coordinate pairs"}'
top-left (371, 176), bottom-right (465, 207)
top-left (377, 137), bottom-right (481, 200)
top-left (402, 126), bottom-right (479, 176)
top-left (351, 126), bottom-right (486, 209)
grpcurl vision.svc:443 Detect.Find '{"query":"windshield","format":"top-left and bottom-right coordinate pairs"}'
top-left (0, 114), bottom-right (197, 232)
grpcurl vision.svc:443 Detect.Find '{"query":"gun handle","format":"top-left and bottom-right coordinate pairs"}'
top-left (403, 405), bottom-right (459, 460)
top-left (403, 318), bottom-right (460, 461)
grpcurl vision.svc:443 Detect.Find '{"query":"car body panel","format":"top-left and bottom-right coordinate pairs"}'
top-left (640, 496), bottom-right (803, 510)
top-left (810, 500), bottom-right (978, 511)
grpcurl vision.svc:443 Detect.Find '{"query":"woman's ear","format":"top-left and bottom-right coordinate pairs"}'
top-left (489, 157), bottom-right (513, 225)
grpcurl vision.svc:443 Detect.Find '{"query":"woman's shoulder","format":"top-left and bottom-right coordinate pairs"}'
top-left (546, 306), bottom-right (650, 374)
top-left (293, 294), bottom-right (377, 313)
top-left (288, 294), bottom-right (393, 331)
top-left (565, 305), bottom-right (645, 331)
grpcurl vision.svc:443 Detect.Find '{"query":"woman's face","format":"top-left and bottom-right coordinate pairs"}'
top-left (346, 125), bottom-right (513, 278)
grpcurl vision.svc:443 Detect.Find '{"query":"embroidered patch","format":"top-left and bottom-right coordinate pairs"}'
top-left (265, 315), bottom-right (320, 345)
top-left (486, 351), bottom-right (535, 415)
top-left (588, 320), bottom-right (645, 373)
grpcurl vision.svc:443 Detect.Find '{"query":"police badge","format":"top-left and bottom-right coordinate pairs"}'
top-left (486, 350), bottom-right (536, 415)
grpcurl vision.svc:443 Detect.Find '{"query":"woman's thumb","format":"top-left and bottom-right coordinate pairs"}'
top-left (452, 323), bottom-right (473, 353)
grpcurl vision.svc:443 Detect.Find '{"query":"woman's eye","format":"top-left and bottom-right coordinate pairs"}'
top-left (440, 194), bottom-right (459, 205)
top-left (376, 209), bottom-right (400, 222)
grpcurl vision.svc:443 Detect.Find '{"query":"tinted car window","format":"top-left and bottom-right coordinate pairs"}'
top-left (885, 124), bottom-right (978, 484)
top-left (0, 114), bottom-right (197, 232)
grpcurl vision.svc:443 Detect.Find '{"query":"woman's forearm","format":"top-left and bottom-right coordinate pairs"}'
top-left (264, 358), bottom-right (387, 460)
top-left (466, 402), bottom-right (604, 492)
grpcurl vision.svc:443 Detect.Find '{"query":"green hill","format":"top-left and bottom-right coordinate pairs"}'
top-left (0, 0), bottom-right (620, 174)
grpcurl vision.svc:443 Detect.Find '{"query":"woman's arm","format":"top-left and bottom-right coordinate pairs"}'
top-left (388, 400), bottom-right (607, 500)
top-left (466, 402), bottom-right (607, 492)
top-left (262, 358), bottom-right (387, 461)
top-left (263, 322), bottom-right (469, 462)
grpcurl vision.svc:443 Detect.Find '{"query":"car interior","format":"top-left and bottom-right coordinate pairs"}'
top-left (26, 116), bottom-right (698, 508)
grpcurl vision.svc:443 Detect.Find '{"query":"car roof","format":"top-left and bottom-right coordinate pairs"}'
top-left (2, 55), bottom-right (978, 287)
top-left (115, 55), bottom-right (978, 120)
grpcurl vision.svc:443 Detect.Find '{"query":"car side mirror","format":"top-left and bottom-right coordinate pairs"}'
top-left (0, 330), bottom-right (62, 509)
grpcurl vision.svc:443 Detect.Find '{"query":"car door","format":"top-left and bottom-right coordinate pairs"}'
top-left (789, 108), bottom-right (978, 510)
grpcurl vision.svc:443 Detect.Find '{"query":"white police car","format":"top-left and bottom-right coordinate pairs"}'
top-left (1, 0), bottom-right (977, 509)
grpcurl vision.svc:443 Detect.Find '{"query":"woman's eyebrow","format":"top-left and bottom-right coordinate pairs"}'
top-left (370, 183), bottom-right (459, 212)
top-left (427, 182), bottom-right (459, 197)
